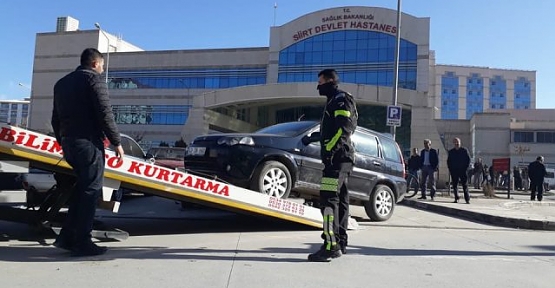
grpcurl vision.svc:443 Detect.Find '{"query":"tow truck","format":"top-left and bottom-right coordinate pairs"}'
top-left (0, 123), bottom-right (323, 240)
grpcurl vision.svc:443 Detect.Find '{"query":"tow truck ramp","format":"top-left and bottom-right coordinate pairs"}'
top-left (0, 123), bottom-right (323, 238)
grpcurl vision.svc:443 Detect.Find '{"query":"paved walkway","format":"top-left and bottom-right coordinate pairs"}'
top-left (402, 188), bottom-right (555, 231)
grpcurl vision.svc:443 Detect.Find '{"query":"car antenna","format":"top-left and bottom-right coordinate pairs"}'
top-left (298, 114), bottom-right (305, 121)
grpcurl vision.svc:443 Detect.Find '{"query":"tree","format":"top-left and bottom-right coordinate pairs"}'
top-left (174, 138), bottom-right (187, 148)
top-left (159, 141), bottom-right (169, 147)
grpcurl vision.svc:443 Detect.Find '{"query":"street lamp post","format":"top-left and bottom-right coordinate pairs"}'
top-left (390, 0), bottom-right (402, 140)
top-left (94, 22), bottom-right (110, 84)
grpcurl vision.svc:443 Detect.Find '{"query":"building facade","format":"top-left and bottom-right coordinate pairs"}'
top-left (26, 6), bottom-right (545, 186)
top-left (0, 100), bottom-right (30, 128)
top-left (432, 65), bottom-right (535, 120)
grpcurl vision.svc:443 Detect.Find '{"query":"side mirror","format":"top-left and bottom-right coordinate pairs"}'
top-left (145, 153), bottom-right (155, 164)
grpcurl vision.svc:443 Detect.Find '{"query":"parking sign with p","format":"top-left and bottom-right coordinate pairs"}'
top-left (386, 105), bottom-right (402, 127)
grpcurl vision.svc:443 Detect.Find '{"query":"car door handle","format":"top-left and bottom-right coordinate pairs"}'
top-left (372, 161), bottom-right (382, 166)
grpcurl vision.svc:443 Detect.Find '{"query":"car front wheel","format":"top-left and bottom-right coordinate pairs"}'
top-left (364, 184), bottom-right (395, 221)
top-left (251, 161), bottom-right (292, 199)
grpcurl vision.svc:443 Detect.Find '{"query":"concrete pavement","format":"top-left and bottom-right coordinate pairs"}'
top-left (402, 188), bottom-right (555, 231)
top-left (3, 188), bottom-right (555, 231)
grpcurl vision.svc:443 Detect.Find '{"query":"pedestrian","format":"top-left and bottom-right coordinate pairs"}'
top-left (407, 148), bottom-right (421, 177)
top-left (418, 139), bottom-right (439, 200)
top-left (488, 164), bottom-right (495, 186)
top-left (521, 167), bottom-right (529, 190)
top-left (51, 48), bottom-right (125, 257)
top-left (481, 164), bottom-right (489, 186)
top-left (447, 137), bottom-right (471, 204)
top-left (528, 156), bottom-right (547, 201)
top-left (303, 69), bottom-right (358, 262)
top-left (407, 147), bottom-right (421, 193)
top-left (513, 166), bottom-right (523, 190)
top-left (473, 158), bottom-right (483, 189)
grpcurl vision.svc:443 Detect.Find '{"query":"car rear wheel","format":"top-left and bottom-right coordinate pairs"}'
top-left (364, 184), bottom-right (395, 221)
top-left (251, 161), bottom-right (292, 199)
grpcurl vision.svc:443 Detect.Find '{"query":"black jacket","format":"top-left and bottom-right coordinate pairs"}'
top-left (528, 161), bottom-right (547, 182)
top-left (407, 155), bottom-right (421, 171)
top-left (320, 89), bottom-right (358, 163)
top-left (420, 148), bottom-right (439, 170)
top-left (447, 147), bottom-right (471, 173)
top-left (51, 66), bottom-right (121, 146)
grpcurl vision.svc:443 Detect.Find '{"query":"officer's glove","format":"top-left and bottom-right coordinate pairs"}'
top-left (301, 135), bottom-right (311, 146)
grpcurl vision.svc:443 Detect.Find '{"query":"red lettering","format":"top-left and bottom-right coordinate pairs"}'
top-left (203, 181), bottom-right (229, 196)
top-left (143, 165), bottom-right (159, 177)
top-left (106, 156), bottom-right (123, 169)
top-left (48, 141), bottom-right (62, 154)
top-left (180, 175), bottom-right (193, 187)
top-left (391, 26), bottom-right (397, 34)
top-left (40, 138), bottom-right (51, 151)
top-left (156, 168), bottom-right (170, 181)
top-left (385, 25), bottom-right (392, 33)
top-left (128, 161), bottom-right (144, 175)
top-left (15, 132), bottom-right (26, 145)
top-left (0, 127), bottom-right (16, 142)
top-left (205, 181), bottom-right (220, 193)
top-left (23, 134), bottom-right (41, 149)
top-left (169, 171), bottom-right (181, 184)
top-left (219, 185), bottom-right (229, 196)
top-left (194, 178), bottom-right (206, 190)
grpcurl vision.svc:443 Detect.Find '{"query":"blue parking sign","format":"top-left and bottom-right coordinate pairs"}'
top-left (386, 105), bottom-right (402, 127)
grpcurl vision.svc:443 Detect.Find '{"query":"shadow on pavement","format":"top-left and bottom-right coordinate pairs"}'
top-left (1, 242), bottom-right (554, 263)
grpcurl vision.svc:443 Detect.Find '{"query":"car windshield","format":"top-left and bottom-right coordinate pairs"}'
top-left (255, 121), bottom-right (317, 137)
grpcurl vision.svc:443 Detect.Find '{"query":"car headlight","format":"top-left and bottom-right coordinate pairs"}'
top-left (217, 136), bottom-right (255, 146)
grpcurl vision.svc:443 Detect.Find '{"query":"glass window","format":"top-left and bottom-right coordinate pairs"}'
top-left (352, 132), bottom-right (378, 157)
top-left (277, 30), bottom-right (417, 90)
top-left (537, 132), bottom-right (555, 143)
top-left (380, 138), bottom-right (401, 162)
top-left (514, 131), bottom-right (534, 143)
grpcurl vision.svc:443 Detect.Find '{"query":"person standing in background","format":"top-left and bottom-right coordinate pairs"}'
top-left (418, 139), bottom-right (438, 200)
top-left (447, 137), bottom-right (471, 204)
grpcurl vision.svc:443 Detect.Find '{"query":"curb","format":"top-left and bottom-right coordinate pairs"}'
top-left (401, 199), bottom-right (555, 231)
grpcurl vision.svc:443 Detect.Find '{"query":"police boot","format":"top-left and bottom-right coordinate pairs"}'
top-left (308, 244), bottom-right (342, 262)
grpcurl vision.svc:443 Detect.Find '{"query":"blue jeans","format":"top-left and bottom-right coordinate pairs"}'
top-left (58, 137), bottom-right (105, 246)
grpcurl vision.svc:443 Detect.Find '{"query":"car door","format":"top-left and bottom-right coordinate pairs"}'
top-left (348, 131), bottom-right (384, 199)
top-left (297, 128), bottom-right (324, 188)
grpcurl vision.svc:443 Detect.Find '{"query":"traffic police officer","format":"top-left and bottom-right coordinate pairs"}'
top-left (306, 69), bottom-right (358, 262)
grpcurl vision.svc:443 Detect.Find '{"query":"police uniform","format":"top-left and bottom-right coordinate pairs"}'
top-left (309, 84), bottom-right (358, 261)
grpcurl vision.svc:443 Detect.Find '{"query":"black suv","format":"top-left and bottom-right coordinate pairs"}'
top-left (184, 121), bottom-right (406, 221)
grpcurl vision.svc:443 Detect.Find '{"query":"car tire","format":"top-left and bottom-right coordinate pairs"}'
top-left (364, 184), bottom-right (395, 221)
top-left (251, 161), bottom-right (292, 199)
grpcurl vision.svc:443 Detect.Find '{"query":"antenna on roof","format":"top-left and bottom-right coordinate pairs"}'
top-left (273, 2), bottom-right (278, 26)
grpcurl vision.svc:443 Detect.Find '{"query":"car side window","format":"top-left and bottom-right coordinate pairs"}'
top-left (380, 138), bottom-right (401, 162)
top-left (125, 137), bottom-right (146, 158)
top-left (119, 137), bottom-right (132, 156)
top-left (352, 132), bottom-right (379, 157)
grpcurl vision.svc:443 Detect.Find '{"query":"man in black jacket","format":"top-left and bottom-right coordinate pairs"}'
top-left (305, 69), bottom-right (358, 262)
top-left (528, 156), bottom-right (547, 201)
top-left (447, 137), bottom-right (471, 204)
top-left (419, 139), bottom-right (439, 200)
top-left (51, 48), bottom-right (125, 257)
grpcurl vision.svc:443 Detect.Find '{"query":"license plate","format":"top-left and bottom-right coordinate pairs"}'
top-left (186, 147), bottom-right (206, 156)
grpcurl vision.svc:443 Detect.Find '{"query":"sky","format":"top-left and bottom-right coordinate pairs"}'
top-left (1, 0), bottom-right (554, 107)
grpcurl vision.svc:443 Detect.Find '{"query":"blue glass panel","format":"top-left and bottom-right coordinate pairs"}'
top-left (332, 51), bottom-right (344, 64)
top-left (333, 31), bottom-right (346, 40)
top-left (345, 50), bottom-right (357, 63)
